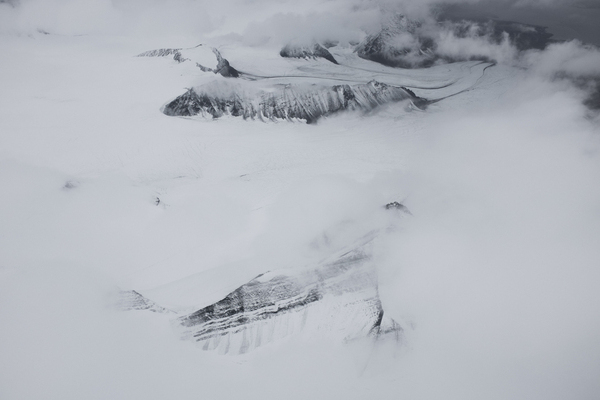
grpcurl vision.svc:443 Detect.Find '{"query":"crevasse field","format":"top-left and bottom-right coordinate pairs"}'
top-left (1, 1), bottom-right (600, 399)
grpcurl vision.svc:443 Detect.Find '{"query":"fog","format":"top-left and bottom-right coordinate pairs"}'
top-left (377, 73), bottom-right (600, 399)
top-left (1, 0), bottom-right (599, 399)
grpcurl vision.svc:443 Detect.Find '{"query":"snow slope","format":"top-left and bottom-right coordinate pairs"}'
top-left (177, 233), bottom-right (402, 354)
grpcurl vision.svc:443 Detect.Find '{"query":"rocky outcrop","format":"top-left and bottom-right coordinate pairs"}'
top-left (137, 47), bottom-right (187, 63)
top-left (385, 201), bottom-right (412, 215)
top-left (163, 80), bottom-right (425, 123)
top-left (356, 14), bottom-right (437, 69)
top-left (357, 14), bottom-right (555, 69)
top-left (177, 238), bottom-right (403, 354)
top-left (113, 224), bottom-right (407, 354)
top-left (211, 49), bottom-right (239, 77)
top-left (137, 45), bottom-right (239, 77)
top-left (195, 47), bottom-right (239, 77)
top-left (280, 43), bottom-right (339, 64)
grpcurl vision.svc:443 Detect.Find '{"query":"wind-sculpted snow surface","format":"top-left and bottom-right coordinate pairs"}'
top-left (177, 237), bottom-right (402, 354)
top-left (163, 80), bottom-right (424, 123)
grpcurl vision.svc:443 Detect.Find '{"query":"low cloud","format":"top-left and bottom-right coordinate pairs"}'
top-left (435, 26), bottom-right (518, 64)
top-left (524, 40), bottom-right (600, 78)
top-left (376, 69), bottom-right (600, 399)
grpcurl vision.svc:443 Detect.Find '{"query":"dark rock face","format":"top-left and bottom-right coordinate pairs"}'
top-left (385, 201), bottom-right (412, 215)
top-left (113, 229), bottom-right (406, 354)
top-left (179, 276), bottom-right (323, 350)
top-left (280, 43), bottom-right (339, 64)
top-left (137, 45), bottom-right (239, 77)
top-left (212, 50), bottom-right (240, 77)
top-left (163, 81), bottom-right (425, 123)
top-left (356, 15), bottom-right (437, 69)
top-left (137, 48), bottom-right (187, 63)
top-left (198, 47), bottom-right (239, 77)
top-left (177, 240), bottom-right (402, 354)
top-left (116, 290), bottom-right (174, 314)
top-left (356, 14), bottom-right (555, 69)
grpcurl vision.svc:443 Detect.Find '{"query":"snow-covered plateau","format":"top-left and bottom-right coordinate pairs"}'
top-left (1, 1), bottom-right (600, 400)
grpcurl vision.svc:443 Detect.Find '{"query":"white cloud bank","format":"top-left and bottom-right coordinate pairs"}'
top-left (377, 72), bottom-right (600, 399)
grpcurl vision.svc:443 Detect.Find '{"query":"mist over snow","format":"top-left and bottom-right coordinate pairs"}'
top-left (1, 0), bottom-right (600, 399)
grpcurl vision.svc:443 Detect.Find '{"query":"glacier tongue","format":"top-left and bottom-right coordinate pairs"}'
top-left (177, 235), bottom-right (402, 354)
top-left (163, 80), bottom-right (425, 123)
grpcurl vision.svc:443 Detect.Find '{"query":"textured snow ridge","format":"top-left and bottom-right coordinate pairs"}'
top-left (163, 80), bottom-right (424, 123)
top-left (116, 290), bottom-right (174, 314)
top-left (280, 43), bottom-right (338, 64)
top-left (177, 240), bottom-right (403, 354)
top-left (137, 45), bottom-right (239, 77)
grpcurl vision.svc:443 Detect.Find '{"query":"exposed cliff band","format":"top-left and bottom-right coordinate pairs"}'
top-left (177, 241), bottom-right (403, 354)
top-left (163, 81), bottom-right (426, 123)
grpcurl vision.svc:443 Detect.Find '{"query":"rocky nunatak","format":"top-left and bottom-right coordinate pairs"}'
top-left (118, 232), bottom-right (404, 354)
top-left (137, 44), bottom-right (239, 77)
top-left (162, 81), bottom-right (426, 123)
top-left (356, 13), bottom-right (555, 68)
top-left (280, 42), bottom-right (339, 64)
top-left (177, 236), bottom-right (402, 354)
